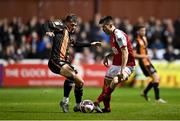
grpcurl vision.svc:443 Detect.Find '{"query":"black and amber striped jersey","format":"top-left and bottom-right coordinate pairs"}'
top-left (135, 35), bottom-right (151, 66)
top-left (52, 29), bottom-right (70, 61)
top-left (44, 20), bottom-right (91, 63)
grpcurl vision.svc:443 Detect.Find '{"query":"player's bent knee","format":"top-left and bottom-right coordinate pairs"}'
top-left (75, 82), bottom-right (84, 88)
top-left (79, 81), bottom-right (84, 87)
top-left (81, 83), bottom-right (84, 88)
top-left (74, 74), bottom-right (84, 82)
top-left (74, 77), bottom-right (84, 87)
top-left (152, 73), bottom-right (160, 83)
top-left (112, 76), bottom-right (119, 85)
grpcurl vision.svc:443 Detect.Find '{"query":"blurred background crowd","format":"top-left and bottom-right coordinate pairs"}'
top-left (0, 14), bottom-right (180, 64)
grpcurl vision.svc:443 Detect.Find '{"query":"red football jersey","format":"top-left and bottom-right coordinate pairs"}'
top-left (110, 29), bottom-right (135, 66)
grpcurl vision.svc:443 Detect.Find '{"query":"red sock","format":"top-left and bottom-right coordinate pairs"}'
top-left (97, 92), bottom-right (105, 103)
top-left (103, 95), bottom-right (111, 109)
top-left (104, 86), bottom-right (113, 96)
top-left (97, 86), bottom-right (113, 103)
top-left (96, 83), bottom-right (107, 103)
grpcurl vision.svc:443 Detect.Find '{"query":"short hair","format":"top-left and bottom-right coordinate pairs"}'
top-left (99, 16), bottom-right (113, 25)
top-left (65, 14), bottom-right (78, 23)
top-left (136, 24), bottom-right (146, 31)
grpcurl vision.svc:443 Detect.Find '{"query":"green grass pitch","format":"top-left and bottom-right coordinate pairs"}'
top-left (0, 87), bottom-right (180, 120)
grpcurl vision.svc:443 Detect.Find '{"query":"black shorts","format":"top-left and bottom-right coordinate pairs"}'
top-left (48, 59), bottom-right (77, 75)
top-left (139, 62), bottom-right (157, 77)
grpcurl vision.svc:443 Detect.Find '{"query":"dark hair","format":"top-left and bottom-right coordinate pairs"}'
top-left (99, 16), bottom-right (113, 25)
top-left (65, 14), bottom-right (78, 23)
top-left (136, 24), bottom-right (146, 31)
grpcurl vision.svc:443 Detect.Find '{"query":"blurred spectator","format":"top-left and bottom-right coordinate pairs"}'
top-left (119, 17), bottom-right (132, 35)
top-left (174, 17), bottom-right (180, 49)
top-left (36, 35), bottom-right (51, 59)
top-left (0, 16), bottom-right (180, 63)
top-left (94, 46), bottom-right (104, 64)
top-left (163, 45), bottom-right (177, 62)
top-left (151, 48), bottom-right (165, 60)
top-left (148, 19), bottom-right (163, 48)
top-left (89, 13), bottom-right (103, 41)
top-left (80, 48), bottom-right (95, 64)
top-left (99, 30), bottom-right (110, 43)
top-left (150, 37), bottom-right (165, 49)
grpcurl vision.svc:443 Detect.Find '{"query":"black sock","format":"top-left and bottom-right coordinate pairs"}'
top-left (144, 82), bottom-right (153, 95)
top-left (74, 86), bottom-right (83, 104)
top-left (153, 83), bottom-right (160, 100)
top-left (64, 79), bottom-right (73, 97)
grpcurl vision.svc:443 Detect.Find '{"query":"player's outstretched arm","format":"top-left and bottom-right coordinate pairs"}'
top-left (133, 50), bottom-right (149, 59)
top-left (72, 41), bottom-right (101, 48)
top-left (90, 41), bottom-right (102, 47)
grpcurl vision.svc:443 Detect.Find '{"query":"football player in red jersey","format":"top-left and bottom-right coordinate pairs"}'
top-left (94, 16), bottom-right (135, 113)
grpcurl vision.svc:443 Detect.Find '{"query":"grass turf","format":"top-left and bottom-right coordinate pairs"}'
top-left (0, 87), bottom-right (180, 120)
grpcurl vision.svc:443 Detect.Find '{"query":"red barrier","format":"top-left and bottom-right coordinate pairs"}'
top-left (3, 63), bottom-right (107, 87)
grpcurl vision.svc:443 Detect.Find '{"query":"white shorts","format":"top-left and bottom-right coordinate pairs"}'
top-left (105, 65), bottom-right (134, 80)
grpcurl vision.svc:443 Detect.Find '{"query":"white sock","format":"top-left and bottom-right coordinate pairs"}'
top-left (63, 97), bottom-right (69, 104)
top-left (75, 103), bottom-right (80, 107)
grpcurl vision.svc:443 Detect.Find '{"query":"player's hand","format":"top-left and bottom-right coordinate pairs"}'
top-left (91, 41), bottom-right (102, 47)
top-left (117, 73), bottom-right (124, 82)
top-left (103, 56), bottom-right (109, 67)
top-left (46, 32), bottom-right (55, 37)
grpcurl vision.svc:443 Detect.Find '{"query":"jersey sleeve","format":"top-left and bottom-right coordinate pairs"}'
top-left (71, 39), bottom-right (91, 47)
top-left (114, 30), bottom-right (127, 48)
top-left (43, 19), bottom-right (64, 32)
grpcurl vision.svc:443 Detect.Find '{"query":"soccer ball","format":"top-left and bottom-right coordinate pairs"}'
top-left (80, 100), bottom-right (94, 113)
